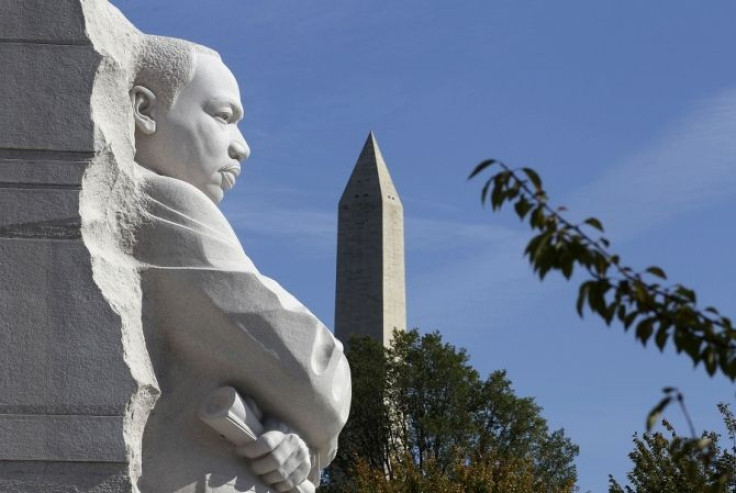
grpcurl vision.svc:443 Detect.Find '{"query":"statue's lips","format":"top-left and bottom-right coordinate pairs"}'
top-left (219, 164), bottom-right (241, 190)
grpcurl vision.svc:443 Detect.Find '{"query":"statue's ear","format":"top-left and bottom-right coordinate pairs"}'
top-left (131, 85), bottom-right (157, 135)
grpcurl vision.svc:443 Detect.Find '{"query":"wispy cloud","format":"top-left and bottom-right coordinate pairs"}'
top-left (409, 87), bottom-right (736, 330)
top-left (568, 87), bottom-right (736, 239)
top-left (406, 216), bottom-right (516, 252)
top-left (221, 88), bottom-right (736, 329)
top-left (407, 228), bottom-right (534, 331)
top-left (228, 206), bottom-right (336, 251)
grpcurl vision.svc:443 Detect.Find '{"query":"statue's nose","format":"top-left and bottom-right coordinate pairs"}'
top-left (229, 139), bottom-right (250, 162)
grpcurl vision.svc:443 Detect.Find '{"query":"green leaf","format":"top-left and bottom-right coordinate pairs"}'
top-left (468, 159), bottom-right (497, 179)
top-left (647, 396), bottom-right (672, 431)
top-left (524, 233), bottom-right (545, 260)
top-left (583, 217), bottom-right (604, 232)
top-left (603, 301), bottom-right (617, 325)
top-left (490, 179), bottom-right (504, 209)
top-left (655, 323), bottom-right (670, 351)
top-left (560, 253), bottom-right (575, 279)
top-left (675, 286), bottom-right (697, 304)
top-left (616, 304), bottom-right (627, 323)
top-left (588, 280), bottom-right (609, 316)
top-left (623, 310), bottom-right (639, 330)
top-left (678, 331), bottom-right (701, 362)
top-left (530, 206), bottom-right (546, 229)
top-left (577, 281), bottom-right (595, 317)
top-left (593, 252), bottom-right (609, 277)
top-left (645, 266), bottom-right (668, 280)
top-left (704, 347), bottom-right (717, 376)
top-left (522, 167), bottom-right (542, 191)
top-left (480, 179), bottom-right (492, 206)
top-left (636, 318), bottom-right (655, 346)
top-left (514, 198), bottom-right (533, 220)
top-left (704, 306), bottom-right (720, 315)
top-left (633, 282), bottom-right (650, 306)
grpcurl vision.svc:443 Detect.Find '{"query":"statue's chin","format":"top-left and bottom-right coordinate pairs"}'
top-left (202, 184), bottom-right (225, 204)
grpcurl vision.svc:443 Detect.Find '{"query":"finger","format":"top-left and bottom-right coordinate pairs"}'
top-left (283, 436), bottom-right (308, 471)
top-left (288, 456), bottom-right (312, 486)
top-left (262, 470), bottom-right (292, 487)
top-left (236, 430), bottom-right (285, 460)
top-left (283, 436), bottom-right (310, 485)
top-left (249, 436), bottom-right (296, 476)
top-left (249, 451), bottom-right (284, 476)
top-left (271, 478), bottom-right (295, 492)
top-left (293, 480), bottom-right (316, 493)
top-left (261, 446), bottom-right (309, 486)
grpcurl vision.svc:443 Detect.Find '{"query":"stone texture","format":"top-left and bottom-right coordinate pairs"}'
top-left (0, 154), bottom-right (89, 187)
top-left (0, 415), bottom-right (126, 462)
top-left (134, 168), bottom-right (351, 493)
top-left (0, 0), bottom-right (89, 44)
top-left (0, 43), bottom-right (98, 151)
top-left (1, 2), bottom-right (351, 491)
top-left (0, 1), bottom-right (142, 491)
top-left (0, 239), bottom-right (134, 413)
top-left (335, 133), bottom-right (406, 347)
top-left (0, 189), bottom-right (80, 238)
top-left (0, 462), bottom-right (130, 493)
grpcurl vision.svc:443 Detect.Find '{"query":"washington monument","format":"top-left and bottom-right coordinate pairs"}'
top-left (335, 132), bottom-right (406, 347)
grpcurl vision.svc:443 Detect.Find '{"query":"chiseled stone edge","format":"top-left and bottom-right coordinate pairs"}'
top-left (79, 1), bottom-right (159, 490)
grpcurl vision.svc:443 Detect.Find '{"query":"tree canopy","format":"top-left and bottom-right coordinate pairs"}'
top-left (609, 403), bottom-right (736, 493)
top-left (323, 329), bottom-right (579, 493)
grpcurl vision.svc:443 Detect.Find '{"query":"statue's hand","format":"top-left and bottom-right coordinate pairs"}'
top-left (237, 429), bottom-right (312, 492)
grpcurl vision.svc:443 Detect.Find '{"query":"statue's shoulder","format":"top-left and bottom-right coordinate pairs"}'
top-left (138, 168), bottom-right (221, 223)
top-left (134, 166), bottom-right (247, 268)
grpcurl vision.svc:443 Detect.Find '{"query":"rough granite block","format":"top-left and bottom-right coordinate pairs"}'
top-left (0, 43), bottom-right (98, 151)
top-left (0, 155), bottom-right (88, 187)
top-left (0, 461), bottom-right (130, 493)
top-left (0, 188), bottom-right (80, 238)
top-left (0, 0), bottom-right (88, 44)
top-left (0, 239), bottom-right (134, 415)
top-left (0, 415), bottom-right (126, 462)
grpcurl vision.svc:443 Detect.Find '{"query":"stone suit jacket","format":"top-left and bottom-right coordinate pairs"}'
top-left (132, 168), bottom-right (351, 493)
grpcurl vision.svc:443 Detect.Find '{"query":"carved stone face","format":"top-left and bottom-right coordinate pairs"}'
top-left (134, 54), bottom-right (250, 203)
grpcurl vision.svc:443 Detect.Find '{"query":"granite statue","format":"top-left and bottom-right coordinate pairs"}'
top-left (128, 35), bottom-right (351, 493)
top-left (0, 2), bottom-right (349, 491)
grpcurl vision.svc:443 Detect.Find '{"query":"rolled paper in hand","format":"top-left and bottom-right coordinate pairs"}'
top-left (199, 387), bottom-right (314, 493)
top-left (199, 386), bottom-right (265, 446)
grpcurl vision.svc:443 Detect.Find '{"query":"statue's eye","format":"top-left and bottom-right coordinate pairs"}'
top-left (214, 111), bottom-right (232, 123)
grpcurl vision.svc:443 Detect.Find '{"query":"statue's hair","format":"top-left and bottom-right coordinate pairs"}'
top-left (133, 35), bottom-right (221, 109)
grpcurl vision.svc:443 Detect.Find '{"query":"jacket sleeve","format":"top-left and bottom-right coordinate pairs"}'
top-left (135, 173), bottom-right (351, 469)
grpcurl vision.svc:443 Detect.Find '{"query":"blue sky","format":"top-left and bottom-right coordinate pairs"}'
top-left (114, 1), bottom-right (736, 491)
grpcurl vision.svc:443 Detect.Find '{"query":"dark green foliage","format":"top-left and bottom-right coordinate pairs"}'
top-left (609, 404), bottom-right (736, 493)
top-left (470, 160), bottom-right (736, 380)
top-left (324, 330), bottom-right (579, 492)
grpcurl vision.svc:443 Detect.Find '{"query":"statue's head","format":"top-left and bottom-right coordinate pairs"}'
top-left (131, 35), bottom-right (250, 203)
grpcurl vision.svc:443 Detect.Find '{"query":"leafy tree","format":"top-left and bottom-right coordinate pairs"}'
top-left (323, 329), bottom-right (579, 493)
top-left (468, 160), bottom-right (736, 380)
top-left (342, 452), bottom-right (547, 493)
top-left (609, 403), bottom-right (736, 493)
